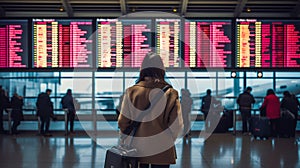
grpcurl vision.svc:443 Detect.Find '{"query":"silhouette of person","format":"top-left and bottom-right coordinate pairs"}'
top-left (237, 87), bottom-right (255, 134)
top-left (180, 88), bottom-right (193, 138)
top-left (10, 93), bottom-right (24, 135)
top-left (0, 85), bottom-right (9, 133)
top-left (36, 89), bottom-right (54, 136)
top-left (280, 91), bottom-right (299, 137)
top-left (201, 89), bottom-right (218, 120)
top-left (61, 89), bottom-right (76, 134)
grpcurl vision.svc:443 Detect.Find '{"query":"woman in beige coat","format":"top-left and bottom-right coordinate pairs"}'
top-left (118, 52), bottom-right (183, 168)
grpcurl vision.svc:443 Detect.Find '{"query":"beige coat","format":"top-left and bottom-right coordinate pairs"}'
top-left (118, 80), bottom-right (183, 165)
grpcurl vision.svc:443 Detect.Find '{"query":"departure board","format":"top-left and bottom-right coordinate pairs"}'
top-left (155, 19), bottom-right (181, 67)
top-left (0, 20), bottom-right (28, 68)
top-left (33, 19), bottom-right (93, 68)
top-left (236, 19), bottom-right (300, 68)
top-left (184, 20), bottom-right (232, 68)
top-left (97, 19), bottom-right (151, 68)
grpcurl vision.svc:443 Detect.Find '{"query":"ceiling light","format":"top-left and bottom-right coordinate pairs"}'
top-left (246, 8), bottom-right (251, 13)
top-left (257, 71), bottom-right (263, 78)
top-left (173, 8), bottom-right (177, 13)
top-left (59, 6), bottom-right (64, 12)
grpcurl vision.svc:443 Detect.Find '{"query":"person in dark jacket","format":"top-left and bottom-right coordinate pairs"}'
top-left (36, 89), bottom-right (53, 136)
top-left (0, 86), bottom-right (10, 133)
top-left (10, 93), bottom-right (24, 135)
top-left (61, 89), bottom-right (76, 134)
top-left (201, 89), bottom-right (218, 120)
top-left (281, 91), bottom-right (299, 137)
top-left (260, 89), bottom-right (281, 137)
top-left (237, 87), bottom-right (255, 134)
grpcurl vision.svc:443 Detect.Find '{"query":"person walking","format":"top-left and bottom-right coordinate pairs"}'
top-left (237, 87), bottom-right (255, 135)
top-left (118, 52), bottom-right (183, 168)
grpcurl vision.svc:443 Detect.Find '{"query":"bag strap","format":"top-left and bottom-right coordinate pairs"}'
top-left (122, 85), bottom-right (172, 144)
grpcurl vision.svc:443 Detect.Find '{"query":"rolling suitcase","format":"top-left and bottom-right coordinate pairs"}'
top-left (251, 116), bottom-right (271, 139)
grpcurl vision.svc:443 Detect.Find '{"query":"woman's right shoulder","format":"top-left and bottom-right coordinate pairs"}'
top-left (167, 87), bottom-right (179, 98)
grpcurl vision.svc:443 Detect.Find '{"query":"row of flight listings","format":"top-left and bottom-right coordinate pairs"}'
top-left (1, 18), bottom-right (300, 69)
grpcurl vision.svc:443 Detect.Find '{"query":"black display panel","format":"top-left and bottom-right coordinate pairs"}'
top-left (184, 20), bottom-right (232, 68)
top-left (155, 18), bottom-right (181, 67)
top-left (97, 18), bottom-right (152, 68)
top-left (236, 19), bottom-right (300, 68)
top-left (0, 20), bottom-right (28, 68)
top-left (32, 19), bottom-right (93, 68)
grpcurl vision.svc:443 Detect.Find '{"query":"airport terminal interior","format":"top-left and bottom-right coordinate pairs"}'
top-left (1, 0), bottom-right (300, 167)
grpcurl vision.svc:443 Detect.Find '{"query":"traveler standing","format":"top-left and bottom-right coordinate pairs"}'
top-left (118, 52), bottom-right (183, 168)
top-left (10, 93), bottom-right (24, 135)
top-left (280, 91), bottom-right (299, 137)
top-left (61, 89), bottom-right (76, 134)
top-left (237, 87), bottom-right (255, 135)
top-left (260, 89), bottom-right (281, 137)
top-left (201, 89), bottom-right (218, 120)
top-left (180, 88), bottom-right (193, 138)
top-left (0, 86), bottom-right (9, 133)
top-left (36, 89), bottom-right (53, 136)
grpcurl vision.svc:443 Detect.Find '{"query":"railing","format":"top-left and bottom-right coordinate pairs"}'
top-left (3, 108), bottom-right (300, 135)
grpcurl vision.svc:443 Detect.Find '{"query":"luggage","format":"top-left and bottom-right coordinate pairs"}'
top-left (250, 116), bottom-right (271, 139)
top-left (213, 116), bottom-right (229, 133)
top-left (278, 110), bottom-right (295, 138)
top-left (223, 109), bottom-right (233, 128)
top-left (104, 145), bottom-right (138, 168)
top-left (210, 109), bottom-right (233, 133)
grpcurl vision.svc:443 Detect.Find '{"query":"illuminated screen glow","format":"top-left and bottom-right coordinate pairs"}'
top-left (236, 19), bottom-right (300, 68)
top-left (184, 20), bottom-right (232, 68)
top-left (33, 19), bottom-right (93, 68)
top-left (0, 20), bottom-right (28, 68)
top-left (155, 18), bottom-right (181, 67)
top-left (97, 19), bottom-right (152, 68)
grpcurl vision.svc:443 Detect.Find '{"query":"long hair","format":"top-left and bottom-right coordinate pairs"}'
top-left (136, 67), bottom-right (166, 83)
top-left (136, 52), bottom-right (168, 84)
top-left (266, 89), bottom-right (275, 96)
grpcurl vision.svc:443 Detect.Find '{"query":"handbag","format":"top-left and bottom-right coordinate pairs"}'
top-left (260, 107), bottom-right (266, 117)
top-left (104, 85), bottom-right (171, 168)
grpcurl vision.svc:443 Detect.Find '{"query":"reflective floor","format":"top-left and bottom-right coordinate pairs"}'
top-left (0, 132), bottom-right (299, 168)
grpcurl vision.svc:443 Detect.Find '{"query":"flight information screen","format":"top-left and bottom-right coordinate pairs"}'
top-left (33, 19), bottom-right (93, 68)
top-left (155, 19), bottom-right (181, 67)
top-left (236, 19), bottom-right (300, 68)
top-left (97, 19), bottom-right (151, 68)
top-left (184, 20), bottom-right (232, 68)
top-left (0, 20), bottom-right (28, 68)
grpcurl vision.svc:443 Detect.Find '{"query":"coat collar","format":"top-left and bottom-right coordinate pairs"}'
top-left (135, 80), bottom-right (167, 88)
